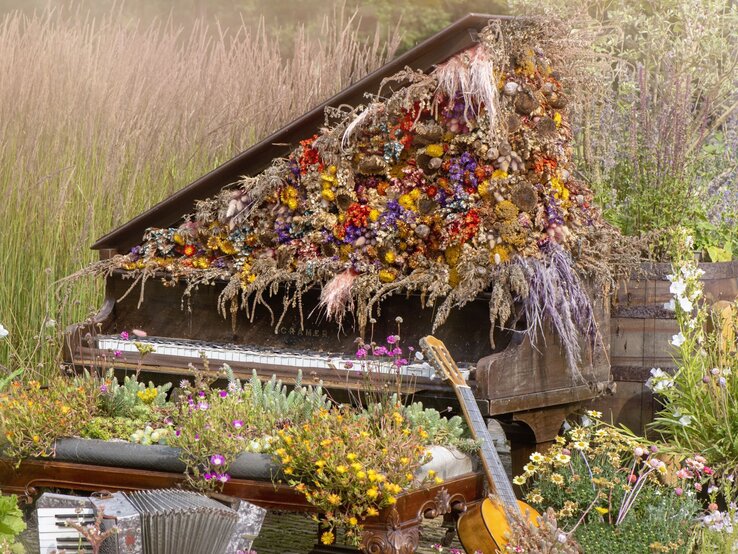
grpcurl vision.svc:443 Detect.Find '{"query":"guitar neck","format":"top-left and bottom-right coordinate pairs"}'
top-left (455, 385), bottom-right (520, 510)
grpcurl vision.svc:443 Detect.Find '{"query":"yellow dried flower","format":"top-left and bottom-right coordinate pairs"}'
top-left (425, 144), bottom-right (444, 157)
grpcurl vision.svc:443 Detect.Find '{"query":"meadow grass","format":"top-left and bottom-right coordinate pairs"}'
top-left (0, 4), bottom-right (398, 375)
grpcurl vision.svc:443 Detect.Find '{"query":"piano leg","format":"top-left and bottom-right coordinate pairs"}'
top-left (509, 404), bottom-right (577, 480)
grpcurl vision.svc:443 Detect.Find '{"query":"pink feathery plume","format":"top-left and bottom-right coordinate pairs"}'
top-left (319, 269), bottom-right (358, 324)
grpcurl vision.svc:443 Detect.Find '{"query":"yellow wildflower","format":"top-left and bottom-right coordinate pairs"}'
top-left (550, 474), bottom-right (564, 485)
top-left (366, 507), bottom-right (379, 517)
top-left (346, 453), bottom-right (357, 461)
top-left (348, 517), bottom-right (358, 526)
top-left (315, 460), bottom-right (326, 468)
top-left (366, 487), bottom-right (379, 499)
top-left (321, 531), bottom-right (335, 545)
top-left (595, 507), bottom-right (609, 515)
top-left (327, 494), bottom-right (341, 506)
top-left (336, 465), bottom-right (347, 474)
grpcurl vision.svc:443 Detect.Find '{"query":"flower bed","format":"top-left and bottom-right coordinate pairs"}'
top-left (0, 337), bottom-right (479, 547)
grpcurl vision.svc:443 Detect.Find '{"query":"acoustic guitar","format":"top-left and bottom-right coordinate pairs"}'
top-left (420, 336), bottom-right (540, 554)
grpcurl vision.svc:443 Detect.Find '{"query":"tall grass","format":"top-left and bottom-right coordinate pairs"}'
top-left (0, 4), bottom-right (399, 374)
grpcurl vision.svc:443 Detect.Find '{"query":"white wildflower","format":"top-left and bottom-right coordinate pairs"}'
top-left (663, 299), bottom-right (676, 312)
top-left (669, 279), bottom-right (687, 297)
top-left (679, 415), bottom-right (692, 427)
top-left (671, 332), bottom-right (686, 347)
top-left (678, 296), bottom-right (693, 311)
top-left (0, 324), bottom-right (7, 339)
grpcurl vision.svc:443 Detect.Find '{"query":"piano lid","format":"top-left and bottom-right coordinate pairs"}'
top-left (92, 13), bottom-right (511, 254)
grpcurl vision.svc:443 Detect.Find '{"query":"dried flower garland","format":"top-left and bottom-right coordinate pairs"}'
top-left (90, 21), bottom-right (625, 371)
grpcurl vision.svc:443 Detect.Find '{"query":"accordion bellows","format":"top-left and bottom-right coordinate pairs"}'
top-left (123, 489), bottom-right (239, 554)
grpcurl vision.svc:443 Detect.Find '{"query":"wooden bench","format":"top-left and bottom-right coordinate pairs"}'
top-left (0, 458), bottom-right (484, 554)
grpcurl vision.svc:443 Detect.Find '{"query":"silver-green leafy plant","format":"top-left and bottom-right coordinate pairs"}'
top-left (98, 369), bottom-right (172, 419)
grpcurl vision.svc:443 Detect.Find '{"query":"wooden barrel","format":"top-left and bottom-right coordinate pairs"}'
top-left (592, 261), bottom-right (738, 433)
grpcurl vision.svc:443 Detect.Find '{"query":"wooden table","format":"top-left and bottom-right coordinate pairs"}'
top-left (0, 458), bottom-right (484, 554)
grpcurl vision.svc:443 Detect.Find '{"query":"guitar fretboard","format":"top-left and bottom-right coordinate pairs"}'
top-left (458, 385), bottom-right (520, 511)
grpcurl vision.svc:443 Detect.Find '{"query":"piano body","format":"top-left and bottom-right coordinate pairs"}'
top-left (65, 14), bottom-right (612, 471)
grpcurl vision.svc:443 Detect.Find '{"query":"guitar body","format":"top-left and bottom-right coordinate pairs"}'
top-left (457, 498), bottom-right (540, 554)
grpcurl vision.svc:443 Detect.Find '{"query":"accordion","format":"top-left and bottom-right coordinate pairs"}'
top-left (37, 490), bottom-right (266, 554)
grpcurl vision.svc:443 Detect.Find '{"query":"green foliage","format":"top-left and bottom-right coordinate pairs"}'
top-left (516, 417), bottom-right (701, 554)
top-left (242, 369), bottom-right (332, 427)
top-left (0, 369), bottom-right (21, 393)
top-left (509, 0), bottom-right (738, 260)
top-left (80, 416), bottom-right (144, 442)
top-left (129, 425), bottom-right (173, 445)
top-left (0, 376), bottom-right (98, 461)
top-left (272, 407), bottom-right (433, 546)
top-left (574, 490), bottom-right (697, 554)
top-left (97, 370), bottom-right (171, 419)
top-left (169, 370), bottom-right (330, 490)
top-left (649, 231), bottom-right (738, 470)
top-left (400, 399), bottom-right (477, 453)
top-left (0, 494), bottom-right (25, 554)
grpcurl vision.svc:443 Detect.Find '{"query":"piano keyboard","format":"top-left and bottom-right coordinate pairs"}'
top-left (38, 507), bottom-right (94, 553)
top-left (96, 336), bottom-right (438, 379)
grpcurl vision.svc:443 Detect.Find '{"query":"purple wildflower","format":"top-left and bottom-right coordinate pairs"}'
top-left (233, 420), bottom-right (244, 429)
top-left (120, 331), bottom-right (129, 340)
top-left (203, 472), bottom-right (213, 481)
top-left (373, 346), bottom-right (388, 356)
top-left (386, 335), bottom-right (398, 344)
top-left (394, 358), bottom-right (408, 368)
top-left (210, 454), bottom-right (226, 466)
top-left (219, 390), bottom-right (228, 398)
top-left (113, 350), bottom-right (122, 358)
top-left (343, 361), bottom-right (354, 369)
top-left (217, 473), bottom-right (231, 483)
top-left (356, 347), bottom-right (367, 358)
top-left (391, 347), bottom-right (402, 357)
top-left (198, 402), bottom-right (209, 411)
top-left (99, 384), bottom-right (108, 393)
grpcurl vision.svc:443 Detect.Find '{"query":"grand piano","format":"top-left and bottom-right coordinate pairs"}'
top-left (64, 14), bottom-right (612, 470)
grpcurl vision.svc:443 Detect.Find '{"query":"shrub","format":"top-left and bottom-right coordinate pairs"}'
top-left (515, 415), bottom-right (701, 553)
top-left (648, 230), bottom-right (738, 470)
top-left (271, 406), bottom-right (433, 546)
top-left (0, 376), bottom-right (98, 460)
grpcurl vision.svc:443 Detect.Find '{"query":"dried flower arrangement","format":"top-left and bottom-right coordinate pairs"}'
top-left (88, 20), bottom-right (629, 370)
